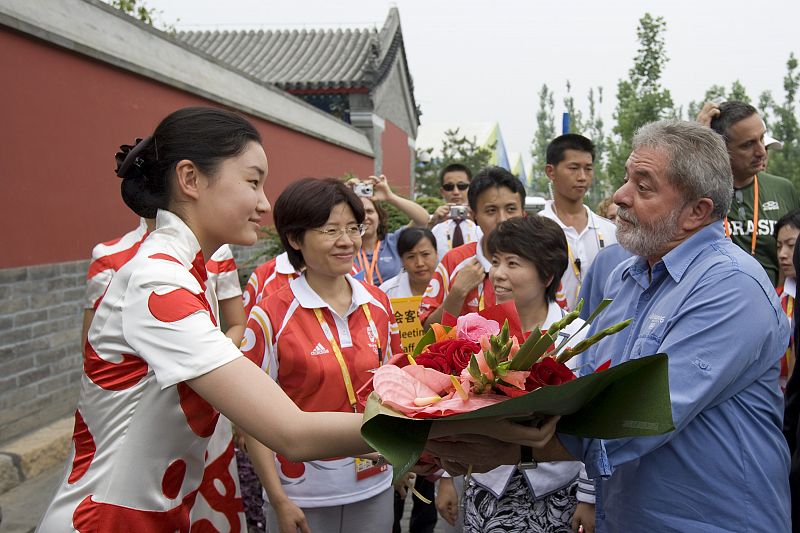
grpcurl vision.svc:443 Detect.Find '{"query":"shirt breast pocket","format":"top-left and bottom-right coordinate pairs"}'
top-left (629, 333), bottom-right (663, 359)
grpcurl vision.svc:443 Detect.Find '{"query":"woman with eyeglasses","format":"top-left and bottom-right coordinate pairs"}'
top-left (241, 178), bottom-right (404, 533)
top-left (349, 175), bottom-right (430, 286)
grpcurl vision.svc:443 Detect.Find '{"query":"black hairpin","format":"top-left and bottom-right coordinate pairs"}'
top-left (115, 136), bottom-right (153, 180)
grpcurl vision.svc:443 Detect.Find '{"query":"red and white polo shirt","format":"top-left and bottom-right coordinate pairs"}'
top-left (418, 240), bottom-right (496, 325)
top-left (241, 274), bottom-right (401, 507)
top-left (242, 252), bottom-right (297, 316)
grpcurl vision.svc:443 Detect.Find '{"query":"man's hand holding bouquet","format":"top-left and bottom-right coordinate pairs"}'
top-left (360, 301), bottom-right (674, 481)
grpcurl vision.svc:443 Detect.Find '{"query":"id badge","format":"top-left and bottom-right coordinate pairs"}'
top-left (354, 457), bottom-right (387, 481)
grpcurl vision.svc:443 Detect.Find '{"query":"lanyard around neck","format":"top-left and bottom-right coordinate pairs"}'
top-left (724, 175), bottom-right (759, 255)
top-left (358, 240), bottom-right (383, 285)
top-left (785, 295), bottom-right (794, 374)
top-left (312, 304), bottom-right (382, 411)
top-left (567, 243), bottom-right (583, 303)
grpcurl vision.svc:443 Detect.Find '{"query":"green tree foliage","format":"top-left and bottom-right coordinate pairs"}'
top-left (606, 14), bottom-right (674, 187)
top-left (415, 128), bottom-right (495, 197)
top-left (729, 80), bottom-right (751, 103)
top-left (563, 81), bottom-right (585, 135)
top-left (578, 86), bottom-right (611, 206)
top-left (529, 84), bottom-right (556, 195)
top-left (762, 53), bottom-right (800, 187)
top-left (105, 0), bottom-right (176, 31)
top-left (686, 81), bottom-right (752, 118)
top-left (382, 196), bottom-right (443, 233)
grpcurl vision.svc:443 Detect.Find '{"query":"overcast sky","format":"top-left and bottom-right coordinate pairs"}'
top-left (152, 0), bottom-right (799, 169)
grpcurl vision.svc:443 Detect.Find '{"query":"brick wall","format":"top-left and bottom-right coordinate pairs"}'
top-left (0, 261), bottom-right (87, 444)
top-left (0, 245), bottom-right (276, 445)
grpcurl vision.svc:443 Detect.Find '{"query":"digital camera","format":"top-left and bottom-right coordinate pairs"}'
top-left (353, 183), bottom-right (373, 198)
top-left (449, 205), bottom-right (467, 220)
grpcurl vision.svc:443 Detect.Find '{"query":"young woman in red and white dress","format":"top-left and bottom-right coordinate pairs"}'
top-left (82, 221), bottom-right (248, 530)
top-left (776, 210), bottom-right (800, 390)
top-left (38, 107), bottom-right (553, 532)
top-left (83, 215), bottom-right (248, 529)
top-left (84, 226), bottom-right (244, 347)
top-left (241, 178), bottom-right (403, 533)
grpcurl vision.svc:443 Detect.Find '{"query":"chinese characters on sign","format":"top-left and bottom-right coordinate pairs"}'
top-left (389, 296), bottom-right (424, 355)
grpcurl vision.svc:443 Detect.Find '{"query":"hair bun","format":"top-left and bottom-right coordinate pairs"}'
top-left (115, 136), bottom-right (153, 180)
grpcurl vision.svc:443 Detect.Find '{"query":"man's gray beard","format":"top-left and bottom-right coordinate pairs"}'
top-left (616, 206), bottom-right (681, 259)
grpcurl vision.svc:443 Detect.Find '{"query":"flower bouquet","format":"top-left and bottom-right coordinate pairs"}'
top-left (360, 300), bottom-right (674, 481)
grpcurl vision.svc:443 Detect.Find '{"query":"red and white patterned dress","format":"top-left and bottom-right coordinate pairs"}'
top-left (242, 252), bottom-right (298, 317)
top-left (84, 218), bottom-right (149, 310)
top-left (207, 244), bottom-right (243, 303)
top-left (39, 211), bottom-right (245, 532)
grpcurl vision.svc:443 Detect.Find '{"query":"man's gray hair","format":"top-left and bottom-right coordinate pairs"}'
top-left (633, 120), bottom-right (733, 220)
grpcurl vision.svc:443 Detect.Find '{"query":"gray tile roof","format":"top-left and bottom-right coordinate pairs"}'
top-left (177, 8), bottom-right (407, 93)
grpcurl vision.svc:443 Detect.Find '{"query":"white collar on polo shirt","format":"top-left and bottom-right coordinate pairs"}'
top-left (275, 252), bottom-right (296, 275)
top-left (542, 200), bottom-right (603, 230)
top-left (475, 238), bottom-right (492, 272)
top-left (290, 273), bottom-right (372, 315)
top-left (786, 277), bottom-right (796, 299)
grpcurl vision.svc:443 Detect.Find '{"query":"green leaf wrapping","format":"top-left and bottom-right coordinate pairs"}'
top-left (361, 353), bottom-right (673, 483)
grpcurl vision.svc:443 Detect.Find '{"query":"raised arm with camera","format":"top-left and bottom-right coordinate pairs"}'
top-left (347, 175), bottom-right (429, 285)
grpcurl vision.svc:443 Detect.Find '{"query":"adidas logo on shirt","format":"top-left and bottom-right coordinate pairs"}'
top-left (310, 343), bottom-right (330, 356)
top-left (467, 298), bottom-right (479, 307)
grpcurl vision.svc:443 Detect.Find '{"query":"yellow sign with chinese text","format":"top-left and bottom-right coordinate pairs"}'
top-left (390, 296), bottom-right (424, 355)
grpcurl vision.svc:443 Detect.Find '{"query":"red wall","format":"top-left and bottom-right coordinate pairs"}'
top-left (0, 27), bottom-right (374, 268)
top-left (381, 120), bottom-right (412, 197)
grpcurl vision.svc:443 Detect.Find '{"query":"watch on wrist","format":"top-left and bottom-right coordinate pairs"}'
top-left (517, 445), bottom-right (538, 470)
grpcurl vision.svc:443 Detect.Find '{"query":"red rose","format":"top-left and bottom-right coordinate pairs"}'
top-left (414, 352), bottom-right (451, 373)
top-left (421, 339), bottom-right (480, 374)
top-left (526, 357), bottom-right (576, 390)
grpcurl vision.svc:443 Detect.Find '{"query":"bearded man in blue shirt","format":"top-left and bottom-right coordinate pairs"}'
top-left (429, 119), bottom-right (791, 532)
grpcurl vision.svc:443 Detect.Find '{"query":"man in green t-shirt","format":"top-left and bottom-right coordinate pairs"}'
top-left (698, 100), bottom-right (800, 285)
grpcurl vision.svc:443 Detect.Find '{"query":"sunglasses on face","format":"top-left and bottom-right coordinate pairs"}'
top-left (442, 182), bottom-right (470, 192)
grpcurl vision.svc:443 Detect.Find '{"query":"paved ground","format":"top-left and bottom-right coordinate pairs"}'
top-left (0, 463), bottom-right (63, 533)
top-left (0, 464), bottom-right (454, 532)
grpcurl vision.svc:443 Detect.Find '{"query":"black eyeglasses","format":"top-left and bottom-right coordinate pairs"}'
top-left (442, 182), bottom-right (470, 191)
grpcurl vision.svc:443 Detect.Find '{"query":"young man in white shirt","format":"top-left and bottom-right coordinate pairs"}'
top-left (539, 134), bottom-right (617, 310)
top-left (428, 163), bottom-right (481, 260)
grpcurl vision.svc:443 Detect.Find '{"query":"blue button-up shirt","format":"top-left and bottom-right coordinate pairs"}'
top-left (562, 223), bottom-right (791, 532)
top-left (359, 228), bottom-right (404, 286)
top-left (577, 243), bottom-right (632, 321)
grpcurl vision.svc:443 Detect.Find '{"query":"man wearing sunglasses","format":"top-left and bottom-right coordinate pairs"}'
top-left (428, 163), bottom-right (481, 260)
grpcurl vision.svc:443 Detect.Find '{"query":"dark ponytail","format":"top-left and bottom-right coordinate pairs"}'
top-left (115, 107), bottom-right (262, 218)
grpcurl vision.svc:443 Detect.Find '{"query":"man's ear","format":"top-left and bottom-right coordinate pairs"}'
top-left (174, 159), bottom-right (201, 200)
top-left (683, 198), bottom-right (715, 231)
top-left (544, 164), bottom-right (556, 181)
